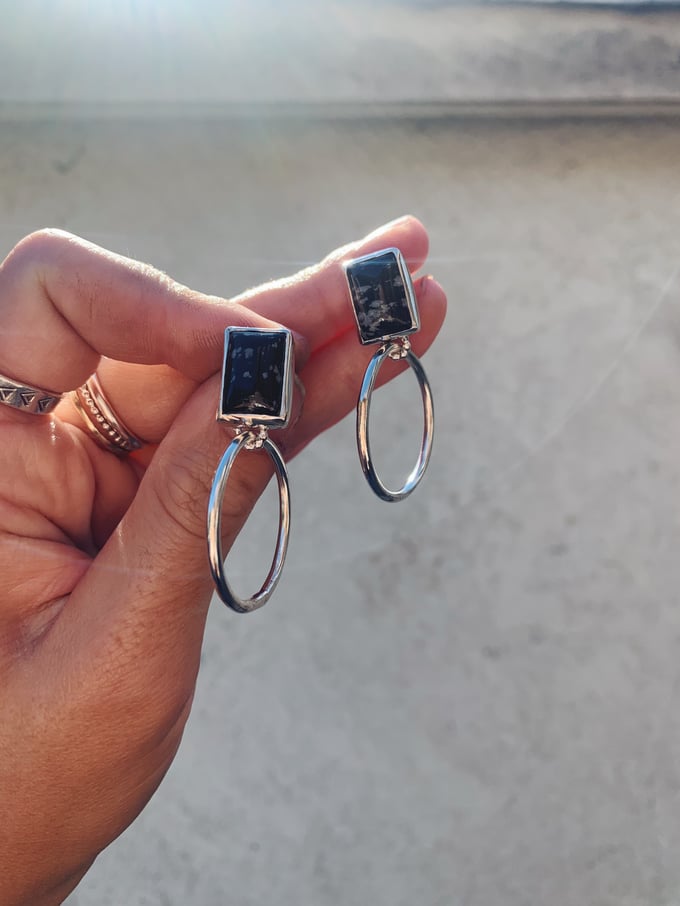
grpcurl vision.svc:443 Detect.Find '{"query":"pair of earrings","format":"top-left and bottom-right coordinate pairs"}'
top-left (207, 248), bottom-right (435, 613)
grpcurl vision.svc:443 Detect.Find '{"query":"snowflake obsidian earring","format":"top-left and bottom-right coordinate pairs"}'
top-left (344, 248), bottom-right (434, 502)
top-left (207, 327), bottom-right (294, 613)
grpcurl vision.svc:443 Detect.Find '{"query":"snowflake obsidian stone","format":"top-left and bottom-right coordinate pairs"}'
top-left (344, 248), bottom-right (420, 345)
top-left (219, 327), bottom-right (293, 427)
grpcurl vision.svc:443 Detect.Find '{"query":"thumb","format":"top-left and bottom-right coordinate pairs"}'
top-left (57, 371), bottom-right (302, 704)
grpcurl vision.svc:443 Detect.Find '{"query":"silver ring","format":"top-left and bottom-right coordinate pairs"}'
top-left (357, 343), bottom-right (434, 502)
top-left (71, 373), bottom-right (143, 455)
top-left (207, 432), bottom-right (291, 613)
top-left (0, 372), bottom-right (62, 415)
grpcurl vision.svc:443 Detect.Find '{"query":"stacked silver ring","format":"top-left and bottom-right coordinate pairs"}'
top-left (71, 373), bottom-right (143, 454)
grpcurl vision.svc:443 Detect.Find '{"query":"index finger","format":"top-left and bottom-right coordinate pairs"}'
top-left (0, 230), bottom-right (284, 393)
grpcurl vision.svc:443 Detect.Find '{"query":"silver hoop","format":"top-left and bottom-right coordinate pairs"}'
top-left (207, 431), bottom-right (290, 613)
top-left (357, 342), bottom-right (434, 502)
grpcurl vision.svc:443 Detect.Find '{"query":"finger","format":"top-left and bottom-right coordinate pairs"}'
top-left (234, 214), bottom-right (429, 352)
top-left (0, 229), bottom-right (286, 397)
top-left (54, 359), bottom-right (197, 448)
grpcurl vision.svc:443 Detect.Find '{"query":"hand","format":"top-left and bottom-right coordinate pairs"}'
top-left (0, 216), bottom-right (446, 905)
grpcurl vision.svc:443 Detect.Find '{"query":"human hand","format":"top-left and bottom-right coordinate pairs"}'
top-left (0, 216), bottom-right (446, 905)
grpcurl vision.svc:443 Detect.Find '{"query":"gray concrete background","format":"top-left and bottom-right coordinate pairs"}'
top-left (4, 117), bottom-right (680, 904)
top-left (7, 1), bottom-right (680, 115)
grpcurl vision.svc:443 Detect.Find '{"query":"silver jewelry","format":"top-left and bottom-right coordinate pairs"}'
top-left (0, 372), bottom-right (62, 414)
top-left (71, 373), bottom-right (143, 454)
top-left (344, 247), bottom-right (435, 502)
top-left (207, 326), bottom-right (294, 613)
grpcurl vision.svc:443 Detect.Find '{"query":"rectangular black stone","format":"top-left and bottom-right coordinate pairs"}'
top-left (219, 328), bottom-right (292, 426)
top-left (345, 249), bottom-right (419, 345)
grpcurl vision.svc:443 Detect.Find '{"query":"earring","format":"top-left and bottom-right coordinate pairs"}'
top-left (344, 247), bottom-right (434, 502)
top-left (207, 327), bottom-right (294, 613)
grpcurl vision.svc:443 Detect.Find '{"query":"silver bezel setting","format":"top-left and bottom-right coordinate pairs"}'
top-left (217, 326), bottom-right (294, 430)
top-left (344, 247), bottom-right (421, 347)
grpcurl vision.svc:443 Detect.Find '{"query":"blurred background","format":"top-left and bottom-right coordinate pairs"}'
top-left (5, 1), bottom-right (680, 903)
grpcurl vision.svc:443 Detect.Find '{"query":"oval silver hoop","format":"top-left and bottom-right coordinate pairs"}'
top-left (357, 346), bottom-right (434, 503)
top-left (207, 433), bottom-right (291, 613)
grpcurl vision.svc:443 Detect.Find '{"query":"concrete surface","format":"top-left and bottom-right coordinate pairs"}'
top-left (4, 117), bottom-right (680, 904)
top-left (7, 1), bottom-right (680, 114)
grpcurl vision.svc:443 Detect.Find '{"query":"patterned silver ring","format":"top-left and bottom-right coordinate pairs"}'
top-left (71, 373), bottom-right (143, 455)
top-left (0, 372), bottom-right (63, 415)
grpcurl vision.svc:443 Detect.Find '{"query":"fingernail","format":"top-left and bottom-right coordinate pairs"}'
top-left (416, 274), bottom-right (443, 300)
top-left (414, 274), bottom-right (433, 296)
